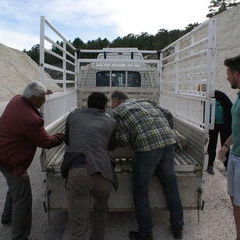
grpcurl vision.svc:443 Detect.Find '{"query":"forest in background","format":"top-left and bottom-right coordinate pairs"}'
top-left (23, 0), bottom-right (239, 65)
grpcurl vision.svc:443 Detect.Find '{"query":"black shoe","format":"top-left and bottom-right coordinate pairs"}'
top-left (129, 231), bottom-right (153, 240)
top-left (207, 166), bottom-right (215, 175)
top-left (172, 228), bottom-right (183, 239)
top-left (1, 215), bottom-right (12, 224)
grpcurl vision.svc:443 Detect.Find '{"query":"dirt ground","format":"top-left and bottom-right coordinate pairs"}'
top-left (0, 152), bottom-right (236, 240)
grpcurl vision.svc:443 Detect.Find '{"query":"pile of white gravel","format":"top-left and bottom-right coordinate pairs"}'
top-left (0, 43), bottom-right (61, 103)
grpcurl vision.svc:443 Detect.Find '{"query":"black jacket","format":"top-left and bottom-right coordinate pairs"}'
top-left (214, 90), bottom-right (232, 133)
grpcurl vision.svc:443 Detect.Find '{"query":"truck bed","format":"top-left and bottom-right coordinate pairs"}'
top-left (45, 151), bottom-right (199, 173)
top-left (44, 116), bottom-right (206, 173)
top-left (42, 116), bottom-right (207, 211)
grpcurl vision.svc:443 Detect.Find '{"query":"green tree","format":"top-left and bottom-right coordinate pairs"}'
top-left (72, 37), bottom-right (85, 49)
top-left (24, 22), bottom-right (200, 64)
top-left (184, 23), bottom-right (199, 33)
top-left (207, 0), bottom-right (239, 17)
top-left (24, 44), bottom-right (40, 64)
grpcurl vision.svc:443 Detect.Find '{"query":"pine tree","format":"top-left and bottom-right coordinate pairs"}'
top-left (207, 0), bottom-right (240, 18)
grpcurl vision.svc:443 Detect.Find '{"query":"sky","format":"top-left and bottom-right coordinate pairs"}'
top-left (0, 0), bottom-right (210, 51)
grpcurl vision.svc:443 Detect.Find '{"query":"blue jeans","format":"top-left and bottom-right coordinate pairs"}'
top-left (227, 153), bottom-right (240, 206)
top-left (132, 144), bottom-right (183, 235)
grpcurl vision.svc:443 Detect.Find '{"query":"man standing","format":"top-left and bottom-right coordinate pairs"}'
top-left (0, 82), bottom-right (64, 240)
top-left (111, 91), bottom-right (184, 240)
top-left (64, 92), bottom-right (116, 240)
top-left (218, 55), bottom-right (240, 240)
top-left (207, 90), bottom-right (232, 175)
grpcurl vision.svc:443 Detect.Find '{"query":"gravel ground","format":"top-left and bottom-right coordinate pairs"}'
top-left (0, 151), bottom-right (236, 240)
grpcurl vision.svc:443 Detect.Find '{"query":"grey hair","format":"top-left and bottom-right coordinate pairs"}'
top-left (111, 91), bottom-right (128, 101)
top-left (23, 81), bottom-right (47, 99)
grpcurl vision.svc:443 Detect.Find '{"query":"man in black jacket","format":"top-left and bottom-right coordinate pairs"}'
top-left (207, 90), bottom-right (232, 174)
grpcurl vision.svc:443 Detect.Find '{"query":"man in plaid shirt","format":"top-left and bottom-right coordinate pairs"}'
top-left (112, 91), bottom-right (184, 240)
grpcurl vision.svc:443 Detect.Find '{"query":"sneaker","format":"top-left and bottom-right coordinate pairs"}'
top-left (129, 231), bottom-right (153, 240)
top-left (172, 228), bottom-right (183, 239)
top-left (1, 214), bottom-right (12, 224)
top-left (207, 166), bottom-right (215, 175)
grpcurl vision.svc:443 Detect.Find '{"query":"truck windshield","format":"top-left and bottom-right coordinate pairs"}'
top-left (96, 71), bottom-right (110, 86)
top-left (127, 71), bottom-right (141, 87)
top-left (96, 71), bottom-right (141, 87)
top-left (111, 71), bottom-right (125, 86)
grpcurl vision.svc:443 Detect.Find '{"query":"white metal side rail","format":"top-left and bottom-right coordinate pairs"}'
top-left (39, 16), bottom-right (78, 171)
top-left (160, 19), bottom-right (217, 132)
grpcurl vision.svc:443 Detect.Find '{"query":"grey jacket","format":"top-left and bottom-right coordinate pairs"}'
top-left (64, 108), bottom-right (117, 182)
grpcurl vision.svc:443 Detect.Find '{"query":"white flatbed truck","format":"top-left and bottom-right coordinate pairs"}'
top-left (39, 17), bottom-right (219, 219)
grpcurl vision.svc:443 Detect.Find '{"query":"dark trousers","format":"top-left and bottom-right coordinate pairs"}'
top-left (132, 145), bottom-right (184, 235)
top-left (2, 190), bottom-right (12, 221)
top-left (207, 124), bottom-right (231, 169)
top-left (66, 167), bottom-right (111, 240)
top-left (1, 168), bottom-right (32, 240)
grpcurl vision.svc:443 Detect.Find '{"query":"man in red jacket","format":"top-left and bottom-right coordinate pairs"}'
top-left (0, 81), bottom-right (64, 240)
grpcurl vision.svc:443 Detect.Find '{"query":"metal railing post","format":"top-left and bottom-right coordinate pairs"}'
top-left (40, 16), bottom-right (45, 84)
top-left (63, 42), bottom-right (66, 91)
top-left (205, 18), bottom-right (217, 131)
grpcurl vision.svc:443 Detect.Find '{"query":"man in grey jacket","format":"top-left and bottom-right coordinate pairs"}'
top-left (64, 92), bottom-right (117, 240)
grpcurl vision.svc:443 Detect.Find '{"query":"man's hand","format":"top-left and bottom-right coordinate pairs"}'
top-left (56, 133), bottom-right (65, 142)
top-left (218, 146), bottom-right (228, 162)
top-left (46, 89), bottom-right (53, 95)
top-left (58, 133), bottom-right (65, 138)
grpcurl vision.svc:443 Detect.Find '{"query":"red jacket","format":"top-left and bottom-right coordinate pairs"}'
top-left (0, 95), bottom-right (64, 176)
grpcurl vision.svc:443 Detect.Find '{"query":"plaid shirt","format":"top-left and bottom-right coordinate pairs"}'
top-left (113, 99), bottom-right (176, 152)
